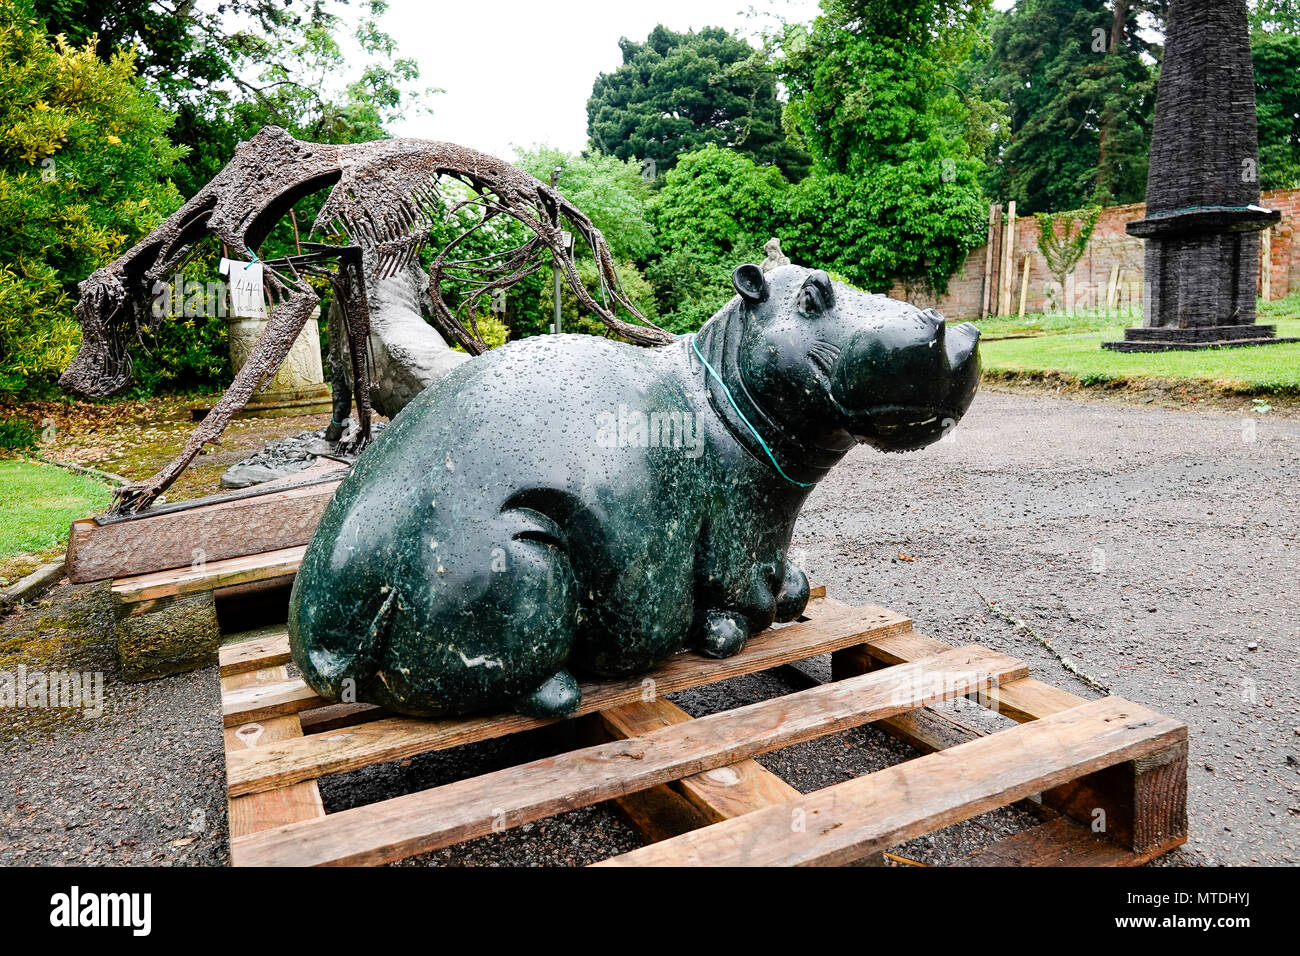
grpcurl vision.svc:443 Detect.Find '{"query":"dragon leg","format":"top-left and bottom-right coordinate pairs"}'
top-left (331, 247), bottom-right (375, 451)
top-left (324, 296), bottom-right (352, 443)
top-left (110, 285), bottom-right (322, 514)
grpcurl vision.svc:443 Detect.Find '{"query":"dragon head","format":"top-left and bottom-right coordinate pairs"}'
top-left (59, 268), bottom-right (136, 399)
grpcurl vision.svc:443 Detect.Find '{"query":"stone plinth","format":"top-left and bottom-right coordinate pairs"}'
top-left (225, 307), bottom-right (332, 417)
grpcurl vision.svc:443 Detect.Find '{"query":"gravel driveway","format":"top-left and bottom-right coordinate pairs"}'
top-left (2, 387), bottom-right (1296, 865)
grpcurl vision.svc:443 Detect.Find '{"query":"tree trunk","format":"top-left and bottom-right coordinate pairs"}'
top-left (1096, 1), bottom-right (1132, 204)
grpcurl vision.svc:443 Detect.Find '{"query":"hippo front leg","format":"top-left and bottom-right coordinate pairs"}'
top-left (690, 557), bottom-right (809, 659)
top-left (692, 609), bottom-right (750, 659)
top-left (774, 561), bottom-right (810, 623)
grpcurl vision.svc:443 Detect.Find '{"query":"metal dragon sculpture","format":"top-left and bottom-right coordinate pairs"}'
top-left (59, 125), bottom-right (672, 514)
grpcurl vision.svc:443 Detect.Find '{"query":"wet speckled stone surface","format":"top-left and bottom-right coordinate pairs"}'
top-left (289, 265), bottom-right (980, 717)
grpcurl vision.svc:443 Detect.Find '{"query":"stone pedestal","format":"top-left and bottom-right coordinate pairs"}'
top-left (225, 307), bottom-right (333, 417)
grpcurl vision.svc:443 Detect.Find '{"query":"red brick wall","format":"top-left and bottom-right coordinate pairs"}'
top-left (889, 188), bottom-right (1300, 319)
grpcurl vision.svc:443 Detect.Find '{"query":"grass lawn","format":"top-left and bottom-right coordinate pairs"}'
top-left (978, 305), bottom-right (1300, 393)
top-left (0, 459), bottom-right (113, 563)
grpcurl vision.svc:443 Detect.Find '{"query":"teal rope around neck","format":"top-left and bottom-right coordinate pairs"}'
top-left (689, 334), bottom-right (812, 488)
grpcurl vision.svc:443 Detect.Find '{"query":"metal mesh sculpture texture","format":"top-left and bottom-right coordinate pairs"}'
top-left (59, 126), bottom-right (671, 512)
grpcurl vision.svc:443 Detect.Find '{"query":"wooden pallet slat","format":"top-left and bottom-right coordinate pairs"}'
top-left (604, 698), bottom-right (803, 823)
top-left (112, 544), bottom-right (306, 605)
top-left (219, 627), bottom-right (292, 677)
top-left (224, 603), bottom-right (914, 795)
top-left (231, 644), bottom-right (1025, 866)
top-left (594, 696), bottom-right (1187, 867)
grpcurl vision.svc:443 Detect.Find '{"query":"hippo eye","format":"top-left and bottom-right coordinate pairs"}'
top-left (798, 270), bottom-right (834, 315)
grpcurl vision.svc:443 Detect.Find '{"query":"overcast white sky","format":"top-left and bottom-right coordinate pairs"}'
top-left (321, 0), bottom-right (1019, 161)
top-left (376, 0), bottom-right (819, 159)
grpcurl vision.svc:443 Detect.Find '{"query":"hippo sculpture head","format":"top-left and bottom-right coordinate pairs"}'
top-left (724, 264), bottom-right (980, 458)
top-left (289, 263), bottom-right (980, 719)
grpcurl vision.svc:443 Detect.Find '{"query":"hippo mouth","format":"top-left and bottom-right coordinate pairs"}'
top-left (809, 348), bottom-right (955, 448)
top-left (848, 404), bottom-right (958, 450)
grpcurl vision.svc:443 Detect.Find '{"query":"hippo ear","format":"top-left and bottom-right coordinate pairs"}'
top-left (798, 270), bottom-right (835, 314)
top-left (732, 264), bottom-right (769, 306)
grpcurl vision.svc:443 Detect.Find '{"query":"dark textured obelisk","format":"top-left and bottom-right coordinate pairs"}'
top-left (1105, 0), bottom-right (1286, 352)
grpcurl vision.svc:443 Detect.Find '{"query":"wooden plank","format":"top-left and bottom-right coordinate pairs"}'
top-left (112, 544), bottom-right (306, 604)
top-left (298, 701), bottom-right (386, 734)
top-left (68, 462), bottom-right (343, 583)
top-left (981, 677), bottom-right (1086, 722)
top-left (833, 624), bottom-right (1186, 856)
top-left (222, 665), bottom-right (325, 839)
top-left (595, 696), bottom-right (1187, 867)
top-left (954, 815), bottom-right (1181, 867)
top-left (818, 595), bottom-right (1088, 723)
top-left (1040, 740), bottom-right (1189, 854)
top-left (999, 200), bottom-right (1017, 316)
top-left (223, 600), bottom-right (909, 728)
top-left (981, 203), bottom-right (1000, 320)
top-left (1017, 254), bottom-right (1031, 320)
top-left (223, 677), bottom-right (322, 727)
top-left (227, 603), bottom-right (914, 793)
top-left (219, 627), bottom-right (291, 677)
top-left (599, 698), bottom-right (801, 827)
top-left (833, 631), bottom-right (949, 674)
top-left (230, 644), bottom-right (1027, 865)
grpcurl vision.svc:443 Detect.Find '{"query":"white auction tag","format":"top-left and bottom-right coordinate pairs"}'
top-left (220, 257), bottom-right (268, 319)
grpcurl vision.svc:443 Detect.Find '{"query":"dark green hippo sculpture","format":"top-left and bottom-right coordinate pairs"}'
top-left (289, 264), bottom-right (980, 718)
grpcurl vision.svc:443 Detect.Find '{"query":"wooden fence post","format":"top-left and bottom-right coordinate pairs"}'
top-left (999, 200), bottom-right (1017, 316)
top-left (981, 203), bottom-right (1000, 320)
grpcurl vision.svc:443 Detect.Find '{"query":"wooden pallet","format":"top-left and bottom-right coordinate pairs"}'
top-left (219, 589), bottom-right (1188, 867)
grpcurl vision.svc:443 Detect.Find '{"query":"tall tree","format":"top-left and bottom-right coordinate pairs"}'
top-left (34, 0), bottom-right (426, 197)
top-left (1252, 1), bottom-right (1300, 189)
top-left (646, 145), bottom-right (788, 332)
top-left (587, 24), bottom-right (809, 181)
top-left (971, 0), bottom-right (1161, 213)
top-left (0, 0), bottom-right (185, 393)
top-left (778, 0), bottom-right (995, 294)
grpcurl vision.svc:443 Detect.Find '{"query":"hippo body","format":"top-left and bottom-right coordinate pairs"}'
top-left (289, 265), bottom-right (981, 718)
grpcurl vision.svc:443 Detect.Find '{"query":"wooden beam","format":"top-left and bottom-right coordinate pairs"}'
top-left (230, 644), bottom-right (1026, 865)
top-left (955, 815), bottom-right (1180, 867)
top-left (829, 602), bottom-right (1188, 860)
top-left (596, 696), bottom-right (1186, 867)
top-left (597, 698), bottom-right (802, 838)
top-left (1017, 254), bottom-right (1031, 321)
top-left (981, 203), bottom-right (1001, 320)
top-left (225, 603), bottom-right (915, 793)
top-left (219, 626), bottom-right (291, 677)
top-left (68, 462), bottom-right (343, 583)
top-left (999, 200), bottom-right (1018, 315)
top-left (112, 544), bottom-right (306, 605)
